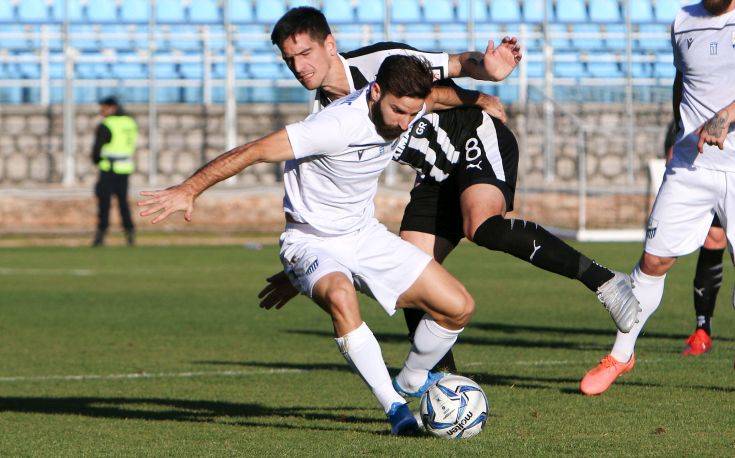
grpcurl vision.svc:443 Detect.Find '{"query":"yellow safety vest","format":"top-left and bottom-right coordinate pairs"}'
top-left (99, 115), bottom-right (138, 175)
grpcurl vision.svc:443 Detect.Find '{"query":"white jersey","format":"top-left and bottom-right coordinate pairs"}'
top-left (312, 42), bottom-right (450, 112)
top-left (672, 3), bottom-right (735, 171)
top-left (284, 85), bottom-right (424, 235)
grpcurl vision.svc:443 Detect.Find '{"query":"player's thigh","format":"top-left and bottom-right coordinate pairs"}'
top-left (396, 259), bottom-right (474, 330)
top-left (399, 230), bottom-right (455, 263)
top-left (459, 183), bottom-right (506, 238)
top-left (645, 165), bottom-right (721, 258)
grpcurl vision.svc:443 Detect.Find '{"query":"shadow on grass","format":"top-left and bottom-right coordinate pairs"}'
top-left (285, 329), bottom-right (610, 352)
top-left (471, 322), bottom-right (735, 342)
top-left (0, 396), bottom-right (388, 434)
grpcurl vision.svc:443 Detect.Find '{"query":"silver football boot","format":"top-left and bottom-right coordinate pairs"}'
top-left (596, 271), bottom-right (642, 333)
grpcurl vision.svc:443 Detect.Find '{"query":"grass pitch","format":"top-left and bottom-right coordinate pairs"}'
top-left (1, 242), bottom-right (734, 456)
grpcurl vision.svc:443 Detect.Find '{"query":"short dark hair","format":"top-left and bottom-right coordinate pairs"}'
top-left (99, 96), bottom-right (119, 106)
top-left (271, 7), bottom-right (331, 49)
top-left (375, 55), bottom-right (433, 99)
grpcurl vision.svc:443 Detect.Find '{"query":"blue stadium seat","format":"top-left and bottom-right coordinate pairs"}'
top-left (234, 24), bottom-right (271, 52)
top-left (556, 0), bottom-right (587, 22)
top-left (554, 57), bottom-right (585, 78)
top-left (525, 60), bottom-right (544, 78)
top-left (0, 25), bottom-right (33, 50)
top-left (474, 23), bottom-right (501, 51)
top-left (120, 0), bottom-right (149, 22)
top-left (0, 0), bottom-right (15, 20)
top-left (637, 24), bottom-right (671, 50)
top-left (179, 62), bottom-right (203, 79)
top-left (438, 23), bottom-right (469, 52)
top-left (17, 63), bottom-right (40, 78)
top-left (654, 61), bottom-right (675, 78)
top-left (587, 61), bottom-right (622, 78)
top-left (391, 0), bottom-right (421, 22)
top-left (630, 62), bottom-right (652, 78)
top-left (631, 0), bottom-right (654, 23)
top-left (113, 62), bottom-right (147, 79)
top-left (70, 25), bottom-right (101, 50)
top-left (334, 24), bottom-right (364, 50)
top-left (51, 0), bottom-right (86, 21)
top-left (157, 0), bottom-right (186, 22)
top-left (523, 0), bottom-right (552, 22)
top-left (249, 58), bottom-right (287, 79)
top-left (323, 0), bottom-right (354, 23)
top-left (457, 0), bottom-right (488, 22)
top-left (490, 0), bottom-right (521, 22)
top-left (255, 0), bottom-right (286, 23)
top-left (572, 24), bottom-right (603, 50)
top-left (549, 23), bottom-right (571, 49)
top-left (102, 25), bottom-right (135, 51)
top-left (87, 1), bottom-right (118, 22)
top-left (392, 23), bottom-right (436, 50)
top-left (589, 0), bottom-right (621, 22)
top-left (190, 0), bottom-right (220, 22)
top-left (423, 0), bottom-right (454, 22)
top-left (655, 0), bottom-right (680, 23)
top-left (155, 62), bottom-right (180, 78)
top-left (229, 0), bottom-right (254, 22)
top-left (357, 0), bottom-right (384, 22)
top-left (602, 23), bottom-right (627, 50)
top-left (18, 0), bottom-right (50, 21)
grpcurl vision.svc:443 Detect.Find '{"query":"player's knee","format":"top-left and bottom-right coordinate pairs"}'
top-left (640, 253), bottom-right (675, 276)
top-left (704, 227), bottom-right (727, 249)
top-left (446, 287), bottom-right (475, 328)
top-left (465, 215), bottom-right (506, 246)
top-left (322, 280), bottom-right (358, 321)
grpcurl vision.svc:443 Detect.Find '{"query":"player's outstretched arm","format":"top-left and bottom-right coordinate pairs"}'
top-left (138, 129), bottom-right (294, 223)
top-left (697, 101), bottom-right (735, 153)
top-left (428, 84), bottom-right (506, 122)
top-left (448, 37), bottom-right (522, 82)
top-left (258, 271), bottom-right (299, 310)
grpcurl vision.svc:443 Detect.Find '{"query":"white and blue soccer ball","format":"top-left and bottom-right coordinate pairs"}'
top-left (419, 374), bottom-right (489, 439)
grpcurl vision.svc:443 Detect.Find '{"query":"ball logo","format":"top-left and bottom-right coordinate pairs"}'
top-left (446, 412), bottom-right (474, 436)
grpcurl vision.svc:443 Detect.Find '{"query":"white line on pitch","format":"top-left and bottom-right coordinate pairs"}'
top-left (0, 267), bottom-right (94, 276)
top-left (0, 368), bottom-right (305, 383)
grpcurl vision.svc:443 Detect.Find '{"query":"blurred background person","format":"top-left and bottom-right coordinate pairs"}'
top-left (91, 96), bottom-right (138, 247)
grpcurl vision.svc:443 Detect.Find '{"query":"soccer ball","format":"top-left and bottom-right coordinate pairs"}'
top-left (419, 374), bottom-right (489, 439)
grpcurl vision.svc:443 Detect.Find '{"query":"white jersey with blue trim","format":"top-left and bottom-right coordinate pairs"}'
top-left (672, 3), bottom-right (735, 171)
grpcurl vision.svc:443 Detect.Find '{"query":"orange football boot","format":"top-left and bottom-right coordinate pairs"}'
top-left (682, 329), bottom-right (712, 356)
top-left (580, 354), bottom-right (636, 396)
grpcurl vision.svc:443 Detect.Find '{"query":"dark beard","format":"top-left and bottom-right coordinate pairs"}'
top-left (703, 0), bottom-right (732, 15)
top-left (369, 100), bottom-right (403, 140)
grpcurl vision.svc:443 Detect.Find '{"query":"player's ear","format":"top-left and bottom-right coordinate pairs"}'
top-left (370, 83), bottom-right (382, 102)
top-left (324, 34), bottom-right (337, 56)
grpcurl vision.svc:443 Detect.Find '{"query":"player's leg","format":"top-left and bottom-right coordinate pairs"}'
top-left (392, 258), bottom-right (475, 396)
top-left (115, 174), bottom-right (135, 246)
top-left (280, 230), bottom-right (415, 434)
top-left (684, 220), bottom-right (725, 355)
top-left (399, 179), bottom-right (460, 373)
top-left (93, 172), bottom-right (112, 246)
top-left (581, 165), bottom-right (720, 395)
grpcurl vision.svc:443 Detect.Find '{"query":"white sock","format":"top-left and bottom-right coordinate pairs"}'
top-left (610, 264), bottom-right (666, 362)
top-left (396, 314), bottom-right (462, 390)
top-left (334, 322), bottom-right (405, 413)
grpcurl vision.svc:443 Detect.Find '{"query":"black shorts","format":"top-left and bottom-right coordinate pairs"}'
top-left (400, 118), bottom-right (519, 245)
top-left (712, 214), bottom-right (722, 228)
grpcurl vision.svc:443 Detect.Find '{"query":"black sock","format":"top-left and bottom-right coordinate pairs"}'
top-left (472, 216), bottom-right (614, 293)
top-left (693, 246), bottom-right (724, 335)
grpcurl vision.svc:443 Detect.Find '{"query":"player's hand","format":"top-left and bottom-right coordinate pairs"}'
top-left (478, 94), bottom-right (507, 123)
top-left (258, 271), bottom-right (299, 310)
top-left (138, 184), bottom-right (196, 223)
top-left (696, 109), bottom-right (732, 154)
top-left (482, 36), bottom-right (522, 81)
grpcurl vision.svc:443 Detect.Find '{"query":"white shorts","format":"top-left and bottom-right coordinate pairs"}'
top-left (645, 161), bottom-right (733, 258)
top-left (279, 218), bottom-right (433, 315)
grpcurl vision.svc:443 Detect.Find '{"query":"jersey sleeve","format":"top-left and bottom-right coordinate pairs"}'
top-left (398, 48), bottom-right (450, 81)
top-left (285, 105), bottom-right (365, 159)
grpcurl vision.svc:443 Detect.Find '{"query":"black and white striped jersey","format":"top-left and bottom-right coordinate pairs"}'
top-left (312, 42), bottom-right (450, 111)
top-left (390, 106), bottom-right (519, 188)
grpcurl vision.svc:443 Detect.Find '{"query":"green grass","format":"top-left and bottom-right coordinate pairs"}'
top-left (1, 243), bottom-right (734, 456)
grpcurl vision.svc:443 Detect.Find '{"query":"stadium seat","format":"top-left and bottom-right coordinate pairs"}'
top-left (391, 23), bottom-right (435, 50)
top-left (602, 23), bottom-right (627, 50)
top-left (490, 0), bottom-right (521, 22)
top-left (438, 23), bottom-right (469, 52)
top-left (630, 62), bottom-right (651, 78)
top-left (333, 24), bottom-right (364, 50)
top-left (18, 0), bottom-right (51, 21)
top-left (654, 61), bottom-right (675, 78)
top-left (255, 0), bottom-right (286, 23)
top-left (190, 0), bottom-right (221, 23)
top-left (554, 54), bottom-right (585, 78)
top-left (0, 0), bottom-right (15, 20)
top-left (0, 25), bottom-right (33, 50)
top-left (572, 24), bottom-right (603, 50)
top-left (179, 62), bottom-right (203, 79)
top-left (525, 60), bottom-right (544, 78)
top-left (637, 24), bottom-right (671, 50)
top-left (357, 0), bottom-right (384, 22)
top-left (630, 0), bottom-right (654, 23)
top-left (70, 25), bottom-right (101, 51)
top-left (113, 62), bottom-right (147, 79)
top-left (87, 1), bottom-right (118, 22)
top-left (587, 61), bottom-right (622, 78)
top-left (474, 23), bottom-right (501, 51)
top-left (549, 23), bottom-right (571, 49)
top-left (234, 24), bottom-right (271, 52)
top-left (556, 0), bottom-right (587, 22)
top-left (229, 0), bottom-right (254, 22)
top-left (424, 0), bottom-right (454, 22)
top-left (589, 0), bottom-right (621, 22)
top-left (457, 0), bottom-right (488, 22)
top-left (655, 0), bottom-right (680, 23)
top-left (17, 63), bottom-right (40, 79)
top-left (323, 0), bottom-right (354, 23)
top-left (103, 25), bottom-right (135, 51)
top-left (157, 0), bottom-right (186, 22)
top-left (523, 0), bottom-right (552, 22)
top-left (391, 0), bottom-right (421, 22)
top-left (120, 0), bottom-right (149, 22)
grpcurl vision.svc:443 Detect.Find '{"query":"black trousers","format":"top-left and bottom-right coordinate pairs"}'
top-left (95, 171), bottom-right (134, 232)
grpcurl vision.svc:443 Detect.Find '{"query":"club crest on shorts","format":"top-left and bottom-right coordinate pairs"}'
top-left (295, 255), bottom-right (319, 277)
top-left (646, 218), bottom-right (659, 239)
